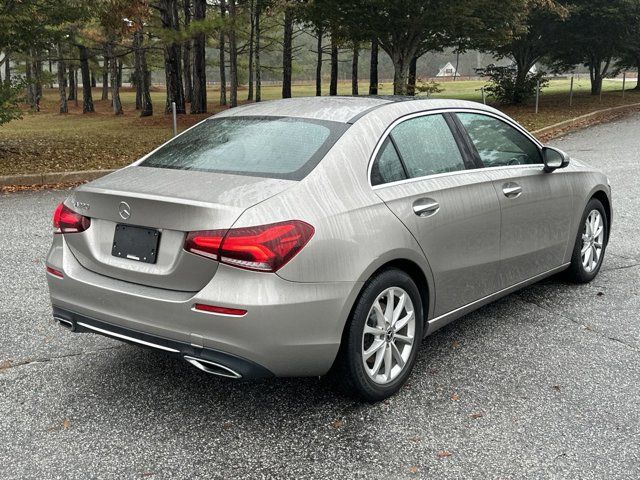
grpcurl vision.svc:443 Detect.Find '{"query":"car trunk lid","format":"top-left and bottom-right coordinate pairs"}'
top-left (63, 166), bottom-right (295, 291)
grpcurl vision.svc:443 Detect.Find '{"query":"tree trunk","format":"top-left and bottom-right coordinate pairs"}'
top-left (3, 52), bottom-right (10, 82)
top-left (101, 53), bottom-right (109, 100)
top-left (392, 55), bottom-right (411, 96)
top-left (329, 31), bottom-right (338, 96)
top-left (228, 0), bottom-right (238, 107)
top-left (117, 59), bottom-right (122, 87)
top-left (134, 29), bottom-right (143, 110)
top-left (57, 43), bottom-right (68, 114)
top-left (369, 36), bottom-right (378, 95)
top-left (161, 0), bottom-right (186, 113)
top-left (107, 43), bottom-right (123, 115)
top-left (589, 57), bottom-right (609, 96)
top-left (183, 0), bottom-right (193, 104)
top-left (636, 60), bottom-right (640, 90)
top-left (454, 49), bottom-right (460, 81)
top-left (25, 53), bottom-right (35, 107)
top-left (91, 69), bottom-right (96, 87)
top-left (351, 44), bottom-right (359, 96)
top-left (219, 0), bottom-right (227, 106)
top-left (247, 0), bottom-right (255, 101)
top-left (255, 0), bottom-right (261, 102)
top-left (282, 6), bottom-right (293, 99)
top-left (191, 0), bottom-right (207, 113)
top-left (315, 25), bottom-right (322, 96)
top-left (136, 29), bottom-right (153, 117)
top-left (78, 45), bottom-right (95, 113)
top-left (67, 63), bottom-right (76, 101)
top-left (407, 56), bottom-right (417, 96)
top-left (34, 55), bottom-right (42, 100)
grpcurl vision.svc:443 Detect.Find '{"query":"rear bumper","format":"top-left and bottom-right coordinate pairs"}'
top-left (53, 306), bottom-right (274, 379)
top-left (47, 236), bottom-right (361, 377)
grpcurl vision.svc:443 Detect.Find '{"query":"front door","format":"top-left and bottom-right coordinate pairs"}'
top-left (372, 113), bottom-right (502, 318)
top-left (455, 112), bottom-right (574, 288)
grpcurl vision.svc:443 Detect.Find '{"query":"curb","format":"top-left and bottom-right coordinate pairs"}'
top-left (532, 102), bottom-right (640, 139)
top-left (0, 169), bottom-right (116, 188)
top-left (2, 102), bottom-right (640, 188)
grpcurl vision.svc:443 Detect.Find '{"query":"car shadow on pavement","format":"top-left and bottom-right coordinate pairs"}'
top-left (72, 275), bottom-right (581, 433)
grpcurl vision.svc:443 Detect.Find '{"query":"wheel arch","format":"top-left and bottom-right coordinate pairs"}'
top-left (590, 189), bottom-right (612, 242)
top-left (339, 254), bottom-right (435, 343)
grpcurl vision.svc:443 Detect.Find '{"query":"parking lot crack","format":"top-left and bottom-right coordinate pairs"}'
top-left (0, 345), bottom-right (123, 372)
top-left (517, 295), bottom-right (639, 353)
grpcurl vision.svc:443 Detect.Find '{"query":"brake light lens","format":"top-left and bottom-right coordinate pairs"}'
top-left (193, 303), bottom-right (247, 316)
top-left (184, 220), bottom-right (314, 272)
top-left (53, 203), bottom-right (90, 234)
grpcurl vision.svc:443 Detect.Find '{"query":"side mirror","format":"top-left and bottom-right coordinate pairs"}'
top-left (542, 146), bottom-right (570, 173)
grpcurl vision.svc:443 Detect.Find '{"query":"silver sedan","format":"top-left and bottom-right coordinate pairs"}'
top-left (46, 97), bottom-right (611, 401)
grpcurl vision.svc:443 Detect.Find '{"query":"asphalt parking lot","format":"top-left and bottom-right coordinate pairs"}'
top-left (1, 114), bottom-right (639, 479)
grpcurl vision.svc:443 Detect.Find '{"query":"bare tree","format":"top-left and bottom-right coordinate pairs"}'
top-left (369, 36), bottom-right (378, 95)
top-left (191, 0), bottom-right (207, 113)
top-left (57, 43), bottom-right (68, 113)
top-left (282, 5), bottom-right (293, 98)
top-left (219, 0), bottom-right (227, 105)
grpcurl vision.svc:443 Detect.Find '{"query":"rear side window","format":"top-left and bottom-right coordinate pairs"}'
top-left (140, 116), bottom-right (348, 180)
top-left (457, 113), bottom-right (541, 167)
top-left (371, 138), bottom-right (407, 186)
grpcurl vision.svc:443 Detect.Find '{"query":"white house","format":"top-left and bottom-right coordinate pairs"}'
top-left (436, 62), bottom-right (457, 77)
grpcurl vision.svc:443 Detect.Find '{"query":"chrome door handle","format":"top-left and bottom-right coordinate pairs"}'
top-left (502, 183), bottom-right (522, 198)
top-left (413, 198), bottom-right (440, 217)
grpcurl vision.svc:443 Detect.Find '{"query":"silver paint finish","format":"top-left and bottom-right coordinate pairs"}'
top-left (46, 97), bottom-right (612, 377)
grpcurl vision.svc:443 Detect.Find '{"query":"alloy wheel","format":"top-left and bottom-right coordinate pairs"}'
top-left (361, 287), bottom-right (416, 385)
top-left (581, 209), bottom-right (605, 273)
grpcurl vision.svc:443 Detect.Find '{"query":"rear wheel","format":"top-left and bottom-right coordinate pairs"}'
top-left (332, 268), bottom-right (423, 402)
top-left (565, 198), bottom-right (608, 283)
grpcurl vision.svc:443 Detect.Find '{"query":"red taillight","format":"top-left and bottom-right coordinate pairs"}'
top-left (53, 203), bottom-right (90, 234)
top-left (193, 303), bottom-right (247, 316)
top-left (184, 220), bottom-right (314, 272)
top-left (46, 266), bottom-right (64, 278)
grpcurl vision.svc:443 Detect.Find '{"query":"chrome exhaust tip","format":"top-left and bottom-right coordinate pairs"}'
top-left (54, 316), bottom-right (75, 331)
top-left (184, 356), bottom-right (242, 379)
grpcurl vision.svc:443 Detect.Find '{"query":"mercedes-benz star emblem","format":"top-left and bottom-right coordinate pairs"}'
top-left (118, 201), bottom-right (131, 220)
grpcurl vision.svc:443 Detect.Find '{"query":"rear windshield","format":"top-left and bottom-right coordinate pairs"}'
top-left (140, 116), bottom-right (349, 180)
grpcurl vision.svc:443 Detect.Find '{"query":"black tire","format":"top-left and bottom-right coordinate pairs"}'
top-left (565, 198), bottom-right (608, 283)
top-left (331, 268), bottom-right (424, 402)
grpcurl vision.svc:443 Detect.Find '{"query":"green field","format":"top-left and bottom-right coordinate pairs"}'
top-left (1, 78), bottom-right (639, 176)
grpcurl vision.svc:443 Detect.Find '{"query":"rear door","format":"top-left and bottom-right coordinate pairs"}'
top-left (372, 112), bottom-right (502, 318)
top-left (454, 112), bottom-right (574, 288)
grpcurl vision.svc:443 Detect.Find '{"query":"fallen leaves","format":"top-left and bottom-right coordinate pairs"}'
top-left (450, 393), bottom-right (460, 402)
top-left (470, 412), bottom-right (483, 419)
top-left (452, 340), bottom-right (461, 349)
top-left (62, 419), bottom-right (71, 429)
top-left (436, 450), bottom-right (453, 459)
top-left (408, 466), bottom-right (419, 474)
top-left (330, 419), bottom-right (345, 429)
top-left (0, 360), bottom-right (12, 372)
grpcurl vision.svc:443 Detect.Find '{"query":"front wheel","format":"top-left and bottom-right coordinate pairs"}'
top-left (565, 198), bottom-right (608, 283)
top-left (332, 268), bottom-right (423, 402)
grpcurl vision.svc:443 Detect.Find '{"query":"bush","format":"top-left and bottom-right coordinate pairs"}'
top-left (415, 78), bottom-right (443, 97)
top-left (0, 80), bottom-right (24, 126)
top-left (476, 64), bottom-right (548, 105)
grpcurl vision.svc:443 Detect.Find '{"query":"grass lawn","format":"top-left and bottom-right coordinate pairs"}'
top-left (1, 78), bottom-right (639, 176)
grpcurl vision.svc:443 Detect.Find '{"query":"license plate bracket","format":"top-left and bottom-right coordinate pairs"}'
top-left (112, 224), bottom-right (161, 264)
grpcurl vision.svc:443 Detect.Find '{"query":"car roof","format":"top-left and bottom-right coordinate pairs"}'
top-left (213, 96), bottom-right (502, 124)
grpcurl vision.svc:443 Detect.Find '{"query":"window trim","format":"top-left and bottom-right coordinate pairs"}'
top-left (368, 108), bottom-right (543, 190)
top-left (453, 111), bottom-right (543, 169)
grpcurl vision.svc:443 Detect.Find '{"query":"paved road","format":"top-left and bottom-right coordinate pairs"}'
top-left (1, 115), bottom-right (639, 479)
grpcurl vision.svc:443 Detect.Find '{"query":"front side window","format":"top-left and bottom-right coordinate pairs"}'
top-left (457, 113), bottom-right (541, 167)
top-left (141, 116), bottom-right (348, 180)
